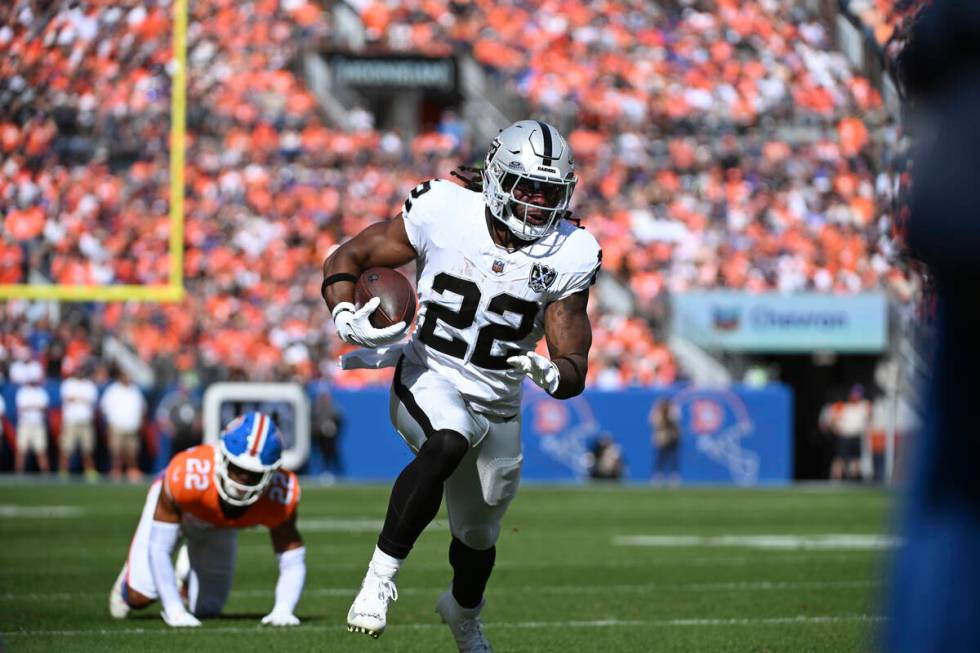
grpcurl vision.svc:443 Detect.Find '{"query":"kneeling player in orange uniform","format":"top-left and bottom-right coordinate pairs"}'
top-left (108, 412), bottom-right (305, 627)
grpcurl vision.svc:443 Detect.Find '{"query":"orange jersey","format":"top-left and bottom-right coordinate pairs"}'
top-left (165, 444), bottom-right (300, 529)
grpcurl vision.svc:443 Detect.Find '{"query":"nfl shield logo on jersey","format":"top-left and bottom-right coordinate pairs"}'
top-left (529, 263), bottom-right (557, 292)
top-left (492, 258), bottom-right (506, 274)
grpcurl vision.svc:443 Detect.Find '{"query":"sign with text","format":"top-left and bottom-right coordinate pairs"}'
top-left (671, 292), bottom-right (887, 352)
top-left (330, 54), bottom-right (457, 92)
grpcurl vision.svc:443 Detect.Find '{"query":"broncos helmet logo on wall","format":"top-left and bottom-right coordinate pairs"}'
top-left (671, 387), bottom-right (760, 485)
top-left (528, 391), bottom-right (600, 477)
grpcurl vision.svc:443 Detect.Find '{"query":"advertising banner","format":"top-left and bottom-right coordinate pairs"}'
top-left (671, 292), bottom-right (887, 352)
top-left (329, 384), bottom-right (793, 485)
top-left (330, 54), bottom-right (457, 92)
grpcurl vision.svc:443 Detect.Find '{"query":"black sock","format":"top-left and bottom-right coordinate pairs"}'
top-left (450, 537), bottom-right (496, 609)
top-left (378, 430), bottom-right (469, 559)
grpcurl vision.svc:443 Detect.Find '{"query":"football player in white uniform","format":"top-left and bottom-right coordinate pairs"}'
top-left (323, 120), bottom-right (600, 652)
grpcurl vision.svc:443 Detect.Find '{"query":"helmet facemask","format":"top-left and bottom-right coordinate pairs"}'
top-left (484, 162), bottom-right (576, 240)
top-left (215, 443), bottom-right (280, 507)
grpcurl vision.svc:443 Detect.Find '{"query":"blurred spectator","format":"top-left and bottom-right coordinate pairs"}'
top-left (58, 359), bottom-right (99, 479)
top-left (9, 347), bottom-right (42, 385)
top-left (586, 433), bottom-right (625, 481)
top-left (869, 396), bottom-right (891, 482)
top-left (14, 370), bottom-right (49, 474)
top-left (650, 397), bottom-right (681, 486)
top-left (312, 388), bottom-right (344, 476)
top-left (99, 369), bottom-right (146, 481)
top-left (154, 377), bottom-right (201, 457)
top-left (821, 384), bottom-right (872, 481)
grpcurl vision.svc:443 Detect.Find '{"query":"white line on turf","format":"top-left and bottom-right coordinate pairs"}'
top-left (1, 614), bottom-right (885, 637)
top-left (0, 505), bottom-right (84, 518)
top-left (0, 579), bottom-right (876, 601)
top-left (613, 534), bottom-right (900, 551)
top-left (297, 518), bottom-right (448, 533)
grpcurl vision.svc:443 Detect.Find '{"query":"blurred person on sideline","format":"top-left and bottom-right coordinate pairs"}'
top-left (154, 376), bottom-right (202, 459)
top-left (650, 397), bottom-right (681, 486)
top-left (822, 385), bottom-right (872, 481)
top-left (9, 346), bottom-right (43, 386)
top-left (58, 359), bottom-right (99, 480)
top-left (14, 369), bottom-right (50, 474)
top-left (586, 433), bottom-right (625, 481)
top-left (886, 1), bottom-right (980, 650)
top-left (311, 388), bottom-right (344, 477)
top-left (100, 368), bottom-right (146, 481)
top-left (869, 396), bottom-right (891, 483)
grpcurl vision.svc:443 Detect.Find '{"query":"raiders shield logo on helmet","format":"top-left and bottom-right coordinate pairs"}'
top-left (529, 263), bottom-right (557, 292)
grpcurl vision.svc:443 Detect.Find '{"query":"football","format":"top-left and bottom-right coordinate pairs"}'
top-left (354, 267), bottom-right (417, 328)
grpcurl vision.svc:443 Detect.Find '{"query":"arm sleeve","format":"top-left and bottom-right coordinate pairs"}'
top-left (147, 521), bottom-right (185, 617)
top-left (271, 546), bottom-right (306, 614)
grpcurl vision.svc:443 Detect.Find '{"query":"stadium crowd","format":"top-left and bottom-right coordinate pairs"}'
top-left (0, 0), bottom-right (913, 407)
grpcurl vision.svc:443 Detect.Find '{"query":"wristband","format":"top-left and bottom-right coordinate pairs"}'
top-left (321, 273), bottom-right (358, 299)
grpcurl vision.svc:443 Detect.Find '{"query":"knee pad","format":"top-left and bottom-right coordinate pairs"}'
top-left (454, 524), bottom-right (500, 551)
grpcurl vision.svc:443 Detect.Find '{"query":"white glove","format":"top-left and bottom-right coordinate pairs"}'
top-left (507, 351), bottom-right (560, 395)
top-left (261, 609), bottom-right (300, 627)
top-left (161, 608), bottom-right (201, 628)
top-left (332, 297), bottom-right (407, 348)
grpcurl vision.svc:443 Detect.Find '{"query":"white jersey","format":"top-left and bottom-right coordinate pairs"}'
top-left (401, 179), bottom-right (601, 417)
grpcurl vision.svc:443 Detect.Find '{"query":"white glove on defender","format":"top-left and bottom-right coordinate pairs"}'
top-left (261, 608), bottom-right (300, 627)
top-left (332, 297), bottom-right (407, 348)
top-left (161, 608), bottom-right (201, 628)
top-left (507, 351), bottom-right (560, 395)
top-left (261, 546), bottom-right (305, 627)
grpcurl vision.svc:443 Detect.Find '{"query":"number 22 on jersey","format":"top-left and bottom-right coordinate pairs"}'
top-left (185, 458), bottom-right (211, 491)
top-left (419, 272), bottom-right (538, 370)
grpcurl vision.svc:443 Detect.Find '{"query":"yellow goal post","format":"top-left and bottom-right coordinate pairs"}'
top-left (0, 0), bottom-right (188, 303)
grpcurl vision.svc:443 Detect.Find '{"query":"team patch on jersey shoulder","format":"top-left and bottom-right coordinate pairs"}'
top-left (529, 263), bottom-right (558, 292)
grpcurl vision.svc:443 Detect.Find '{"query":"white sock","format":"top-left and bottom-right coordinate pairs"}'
top-left (369, 546), bottom-right (403, 579)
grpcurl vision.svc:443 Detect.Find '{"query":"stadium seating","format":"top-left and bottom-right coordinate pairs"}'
top-left (0, 0), bottom-right (914, 389)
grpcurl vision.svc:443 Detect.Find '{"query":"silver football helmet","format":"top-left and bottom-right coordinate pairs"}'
top-left (482, 120), bottom-right (577, 240)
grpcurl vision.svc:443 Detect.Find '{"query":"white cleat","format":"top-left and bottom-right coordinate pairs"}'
top-left (109, 564), bottom-right (130, 619)
top-left (436, 591), bottom-right (493, 653)
top-left (347, 566), bottom-right (398, 639)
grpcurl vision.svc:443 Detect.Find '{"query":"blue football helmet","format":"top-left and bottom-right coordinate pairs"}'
top-left (215, 411), bottom-right (284, 507)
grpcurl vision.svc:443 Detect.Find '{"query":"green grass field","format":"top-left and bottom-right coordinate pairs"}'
top-left (0, 482), bottom-right (893, 652)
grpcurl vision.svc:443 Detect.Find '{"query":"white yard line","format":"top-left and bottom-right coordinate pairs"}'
top-left (0, 579), bottom-right (876, 602)
top-left (294, 517), bottom-right (448, 533)
top-left (0, 505), bottom-right (84, 518)
top-left (2, 614), bottom-right (885, 637)
top-left (613, 534), bottom-right (900, 551)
